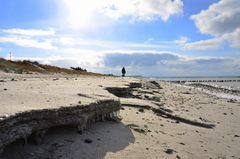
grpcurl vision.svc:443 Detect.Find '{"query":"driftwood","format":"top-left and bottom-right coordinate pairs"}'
top-left (152, 108), bottom-right (215, 129)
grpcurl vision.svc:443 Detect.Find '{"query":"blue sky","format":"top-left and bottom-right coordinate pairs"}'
top-left (0, 0), bottom-right (239, 77)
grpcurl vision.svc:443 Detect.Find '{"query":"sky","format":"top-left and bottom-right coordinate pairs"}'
top-left (0, 0), bottom-right (239, 77)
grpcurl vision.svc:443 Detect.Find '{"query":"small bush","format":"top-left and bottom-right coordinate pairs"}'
top-left (70, 67), bottom-right (87, 72)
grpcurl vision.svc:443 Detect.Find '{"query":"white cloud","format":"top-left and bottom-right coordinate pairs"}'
top-left (0, 28), bottom-right (178, 50)
top-left (61, 0), bottom-right (183, 29)
top-left (0, 28), bottom-right (57, 49)
top-left (183, 37), bottom-right (224, 50)
top-left (100, 0), bottom-right (183, 22)
top-left (2, 28), bottom-right (55, 37)
top-left (0, 37), bottom-right (57, 50)
top-left (53, 36), bottom-right (174, 50)
top-left (222, 28), bottom-right (240, 48)
top-left (189, 0), bottom-right (240, 50)
top-left (191, 0), bottom-right (240, 36)
top-left (174, 36), bottom-right (189, 45)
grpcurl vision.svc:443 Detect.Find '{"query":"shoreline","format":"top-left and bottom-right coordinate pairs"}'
top-left (178, 82), bottom-right (240, 101)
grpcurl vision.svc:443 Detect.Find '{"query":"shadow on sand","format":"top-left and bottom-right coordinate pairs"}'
top-left (1, 121), bottom-right (135, 159)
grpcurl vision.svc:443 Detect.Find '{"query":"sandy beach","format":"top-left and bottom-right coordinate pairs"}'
top-left (1, 0), bottom-right (240, 158)
top-left (0, 73), bottom-right (240, 159)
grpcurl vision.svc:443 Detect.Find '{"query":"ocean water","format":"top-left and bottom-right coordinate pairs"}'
top-left (206, 82), bottom-right (240, 91)
top-left (155, 76), bottom-right (240, 91)
top-left (152, 76), bottom-right (240, 100)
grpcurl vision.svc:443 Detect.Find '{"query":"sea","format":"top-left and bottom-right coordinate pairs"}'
top-left (152, 76), bottom-right (240, 100)
top-left (154, 76), bottom-right (240, 90)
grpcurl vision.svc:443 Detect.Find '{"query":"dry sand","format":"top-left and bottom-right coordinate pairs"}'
top-left (0, 73), bottom-right (240, 159)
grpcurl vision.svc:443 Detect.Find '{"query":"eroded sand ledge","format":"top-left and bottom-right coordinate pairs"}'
top-left (0, 100), bottom-right (120, 152)
top-left (0, 74), bottom-right (139, 153)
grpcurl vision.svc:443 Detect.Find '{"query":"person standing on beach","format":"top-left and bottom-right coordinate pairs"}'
top-left (122, 67), bottom-right (126, 77)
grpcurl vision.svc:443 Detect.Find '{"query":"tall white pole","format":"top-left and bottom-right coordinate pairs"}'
top-left (9, 52), bottom-right (12, 61)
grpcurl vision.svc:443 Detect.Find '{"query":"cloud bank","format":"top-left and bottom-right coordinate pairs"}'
top-left (102, 52), bottom-right (240, 76)
top-left (100, 0), bottom-right (183, 21)
top-left (61, 0), bottom-right (183, 29)
top-left (0, 27), bottom-right (239, 77)
top-left (2, 28), bottom-right (55, 37)
top-left (191, 0), bottom-right (240, 36)
top-left (185, 0), bottom-right (240, 50)
top-left (14, 51), bottom-right (240, 77)
top-left (0, 28), bottom-right (56, 49)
